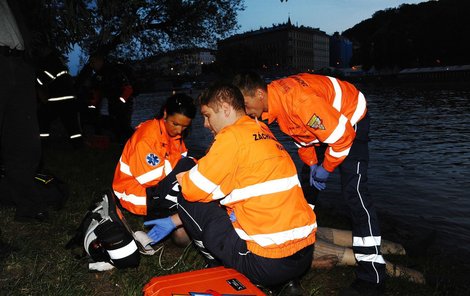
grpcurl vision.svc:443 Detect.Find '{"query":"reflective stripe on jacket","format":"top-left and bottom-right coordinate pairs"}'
top-left (35, 53), bottom-right (76, 103)
top-left (180, 116), bottom-right (316, 258)
top-left (263, 73), bottom-right (367, 172)
top-left (112, 118), bottom-right (187, 215)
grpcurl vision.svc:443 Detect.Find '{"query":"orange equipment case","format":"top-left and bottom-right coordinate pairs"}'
top-left (143, 266), bottom-right (266, 296)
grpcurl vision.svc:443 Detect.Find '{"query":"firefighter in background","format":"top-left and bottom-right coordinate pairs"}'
top-left (233, 72), bottom-right (386, 295)
top-left (88, 52), bottom-right (135, 144)
top-left (35, 48), bottom-right (83, 148)
top-left (113, 94), bottom-right (197, 247)
top-left (144, 84), bottom-right (316, 291)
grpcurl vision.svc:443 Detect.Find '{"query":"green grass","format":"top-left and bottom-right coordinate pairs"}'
top-left (0, 138), bottom-right (463, 295)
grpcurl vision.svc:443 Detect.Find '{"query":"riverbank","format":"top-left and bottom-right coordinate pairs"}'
top-left (0, 136), bottom-right (466, 295)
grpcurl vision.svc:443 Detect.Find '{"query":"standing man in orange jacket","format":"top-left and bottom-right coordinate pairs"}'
top-left (233, 72), bottom-right (386, 295)
top-left (145, 83), bottom-right (317, 290)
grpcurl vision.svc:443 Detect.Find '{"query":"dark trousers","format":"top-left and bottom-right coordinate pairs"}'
top-left (108, 98), bottom-right (134, 145)
top-left (0, 55), bottom-right (45, 216)
top-left (336, 113), bottom-right (386, 284)
top-left (177, 194), bottom-right (313, 287)
top-left (38, 99), bottom-right (82, 142)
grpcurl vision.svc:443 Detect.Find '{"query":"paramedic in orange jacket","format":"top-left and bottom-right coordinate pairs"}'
top-left (149, 84), bottom-right (317, 287)
top-left (233, 72), bottom-right (386, 294)
top-left (112, 93), bottom-right (197, 245)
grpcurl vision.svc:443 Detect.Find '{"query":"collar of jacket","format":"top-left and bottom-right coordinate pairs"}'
top-left (262, 83), bottom-right (281, 124)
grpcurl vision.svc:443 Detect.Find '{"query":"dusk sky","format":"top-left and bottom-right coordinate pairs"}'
top-left (68, 0), bottom-right (427, 74)
top-left (237, 0), bottom-right (426, 35)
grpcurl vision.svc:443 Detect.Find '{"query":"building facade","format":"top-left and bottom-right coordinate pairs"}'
top-left (134, 48), bottom-right (215, 77)
top-left (218, 18), bottom-right (330, 74)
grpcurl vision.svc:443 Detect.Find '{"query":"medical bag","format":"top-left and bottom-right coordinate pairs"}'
top-left (65, 190), bottom-right (140, 269)
top-left (143, 266), bottom-right (266, 296)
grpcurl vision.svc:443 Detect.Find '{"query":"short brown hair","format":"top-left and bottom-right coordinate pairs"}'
top-left (232, 71), bottom-right (267, 96)
top-left (199, 83), bottom-right (245, 112)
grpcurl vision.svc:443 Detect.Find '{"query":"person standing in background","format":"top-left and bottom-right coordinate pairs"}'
top-left (88, 52), bottom-right (135, 145)
top-left (0, 0), bottom-right (47, 222)
top-left (35, 48), bottom-right (83, 149)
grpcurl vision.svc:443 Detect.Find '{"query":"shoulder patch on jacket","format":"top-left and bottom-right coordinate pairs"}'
top-left (146, 153), bottom-right (160, 166)
top-left (307, 114), bottom-right (325, 130)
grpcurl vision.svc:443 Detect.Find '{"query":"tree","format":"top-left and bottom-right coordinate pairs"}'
top-left (26, 0), bottom-right (245, 60)
top-left (343, 0), bottom-right (470, 70)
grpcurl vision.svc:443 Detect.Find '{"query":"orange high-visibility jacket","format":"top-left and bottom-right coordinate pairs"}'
top-left (180, 116), bottom-right (316, 259)
top-left (263, 73), bottom-right (367, 172)
top-left (113, 118), bottom-right (187, 215)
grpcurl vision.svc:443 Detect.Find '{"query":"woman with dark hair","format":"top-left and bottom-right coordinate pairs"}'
top-left (112, 93), bottom-right (197, 246)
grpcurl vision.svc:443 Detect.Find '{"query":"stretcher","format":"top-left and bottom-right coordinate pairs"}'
top-left (143, 266), bottom-right (266, 296)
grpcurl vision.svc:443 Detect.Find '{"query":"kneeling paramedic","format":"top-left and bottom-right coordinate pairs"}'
top-left (147, 83), bottom-right (317, 287)
top-left (112, 94), bottom-right (197, 246)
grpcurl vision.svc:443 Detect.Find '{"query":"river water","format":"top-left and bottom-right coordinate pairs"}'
top-left (130, 83), bottom-right (470, 264)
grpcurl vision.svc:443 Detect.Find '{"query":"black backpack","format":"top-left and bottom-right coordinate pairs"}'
top-left (66, 190), bottom-right (141, 269)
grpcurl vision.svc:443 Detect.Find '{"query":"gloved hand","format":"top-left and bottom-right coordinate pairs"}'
top-left (309, 164), bottom-right (318, 187)
top-left (143, 216), bottom-right (176, 245)
top-left (229, 211), bottom-right (236, 222)
top-left (312, 164), bottom-right (330, 191)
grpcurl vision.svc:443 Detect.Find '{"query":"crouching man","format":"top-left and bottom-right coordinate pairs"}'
top-left (150, 83), bottom-right (317, 288)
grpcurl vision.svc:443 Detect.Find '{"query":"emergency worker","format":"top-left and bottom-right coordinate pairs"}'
top-left (35, 49), bottom-right (83, 148)
top-left (146, 83), bottom-right (317, 289)
top-left (88, 52), bottom-right (134, 144)
top-left (112, 93), bottom-right (197, 246)
top-left (233, 72), bottom-right (386, 295)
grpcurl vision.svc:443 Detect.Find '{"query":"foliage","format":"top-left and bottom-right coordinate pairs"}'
top-left (21, 0), bottom-right (245, 59)
top-left (342, 0), bottom-right (470, 70)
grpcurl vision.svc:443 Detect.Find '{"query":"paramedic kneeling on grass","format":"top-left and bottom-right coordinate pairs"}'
top-left (112, 94), bottom-right (197, 246)
top-left (149, 83), bottom-right (317, 287)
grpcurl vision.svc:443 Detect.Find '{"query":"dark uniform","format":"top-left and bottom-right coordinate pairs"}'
top-left (89, 59), bottom-right (135, 144)
top-left (36, 50), bottom-right (83, 148)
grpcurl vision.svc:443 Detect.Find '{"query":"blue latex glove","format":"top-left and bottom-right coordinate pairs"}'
top-left (143, 216), bottom-right (176, 245)
top-left (229, 211), bottom-right (236, 222)
top-left (309, 164), bottom-right (319, 187)
top-left (312, 164), bottom-right (330, 191)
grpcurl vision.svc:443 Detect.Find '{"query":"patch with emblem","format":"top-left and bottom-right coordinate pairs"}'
top-left (146, 153), bottom-right (160, 166)
top-left (307, 114), bottom-right (325, 130)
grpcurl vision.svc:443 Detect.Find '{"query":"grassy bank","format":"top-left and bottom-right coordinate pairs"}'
top-left (0, 137), bottom-right (463, 295)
